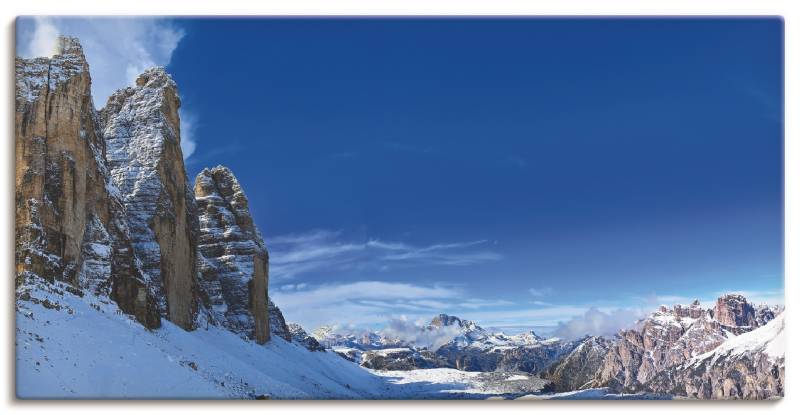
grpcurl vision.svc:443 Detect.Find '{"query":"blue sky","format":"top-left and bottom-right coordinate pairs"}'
top-left (17, 17), bottom-right (784, 335)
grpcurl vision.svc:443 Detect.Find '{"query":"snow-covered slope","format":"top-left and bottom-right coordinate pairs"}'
top-left (517, 388), bottom-right (670, 400)
top-left (16, 277), bottom-right (383, 399)
top-left (691, 312), bottom-right (785, 364)
top-left (373, 368), bottom-right (549, 399)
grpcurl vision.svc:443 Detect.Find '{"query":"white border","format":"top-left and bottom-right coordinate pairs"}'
top-left (1, 1), bottom-right (796, 414)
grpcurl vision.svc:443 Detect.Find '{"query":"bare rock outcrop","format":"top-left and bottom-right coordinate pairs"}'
top-left (100, 67), bottom-right (200, 330)
top-left (15, 36), bottom-right (160, 328)
top-left (593, 296), bottom-right (777, 392)
top-left (194, 166), bottom-right (270, 343)
top-left (712, 294), bottom-right (756, 329)
top-left (287, 323), bottom-right (325, 352)
top-left (269, 299), bottom-right (292, 341)
top-left (646, 313), bottom-right (784, 399)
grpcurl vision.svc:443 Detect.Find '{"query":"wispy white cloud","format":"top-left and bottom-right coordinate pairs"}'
top-left (22, 16), bottom-right (59, 59)
top-left (462, 305), bottom-right (591, 330)
top-left (381, 317), bottom-right (463, 350)
top-left (179, 110), bottom-right (198, 159)
top-left (383, 141), bottom-right (435, 155)
top-left (266, 229), bottom-right (502, 281)
top-left (458, 298), bottom-right (515, 309)
top-left (271, 279), bottom-right (526, 332)
top-left (278, 283), bottom-right (308, 291)
top-left (271, 280), bottom-right (464, 329)
top-left (528, 287), bottom-right (554, 297)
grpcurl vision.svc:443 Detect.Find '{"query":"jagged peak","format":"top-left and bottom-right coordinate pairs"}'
top-left (200, 164), bottom-right (236, 178)
top-left (54, 35), bottom-right (85, 58)
top-left (101, 67), bottom-right (178, 110)
top-left (135, 66), bottom-right (177, 89)
top-left (430, 314), bottom-right (462, 327)
top-left (196, 165), bottom-right (246, 196)
top-left (716, 293), bottom-right (748, 303)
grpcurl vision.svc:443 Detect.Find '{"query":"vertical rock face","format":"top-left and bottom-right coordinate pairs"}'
top-left (712, 294), bottom-right (756, 328)
top-left (593, 295), bottom-right (777, 392)
top-left (100, 68), bottom-right (200, 330)
top-left (15, 36), bottom-right (160, 328)
top-left (194, 166), bottom-right (270, 343)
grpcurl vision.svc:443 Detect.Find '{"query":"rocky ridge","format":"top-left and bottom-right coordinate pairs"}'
top-left (316, 313), bottom-right (578, 373)
top-left (646, 313), bottom-right (785, 399)
top-left (592, 295), bottom-right (778, 392)
top-left (431, 314), bottom-right (577, 373)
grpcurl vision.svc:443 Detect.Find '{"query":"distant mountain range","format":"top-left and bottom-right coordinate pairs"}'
top-left (313, 295), bottom-right (784, 399)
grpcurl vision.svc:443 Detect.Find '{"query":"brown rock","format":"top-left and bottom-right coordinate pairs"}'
top-left (713, 294), bottom-right (756, 328)
top-left (15, 36), bottom-right (160, 328)
top-left (593, 295), bottom-right (776, 392)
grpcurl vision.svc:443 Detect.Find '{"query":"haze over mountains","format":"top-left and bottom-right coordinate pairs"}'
top-left (14, 36), bottom-right (784, 400)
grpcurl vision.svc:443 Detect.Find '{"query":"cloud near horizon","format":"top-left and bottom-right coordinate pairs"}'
top-left (271, 280), bottom-right (464, 329)
top-left (16, 16), bottom-right (197, 159)
top-left (266, 231), bottom-right (782, 336)
top-left (266, 229), bottom-right (502, 281)
top-left (380, 317), bottom-right (463, 350)
top-left (551, 307), bottom-right (646, 340)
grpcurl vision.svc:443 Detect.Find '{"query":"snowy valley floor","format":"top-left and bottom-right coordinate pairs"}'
top-left (371, 369), bottom-right (669, 400)
top-left (16, 280), bottom-right (669, 400)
